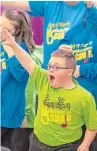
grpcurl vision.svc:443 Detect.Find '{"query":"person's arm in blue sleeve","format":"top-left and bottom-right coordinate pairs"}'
top-left (8, 42), bottom-right (29, 81)
top-left (1, 42), bottom-right (29, 89)
top-left (59, 5), bottom-right (97, 47)
top-left (79, 63), bottom-right (97, 82)
top-left (59, 32), bottom-right (71, 46)
top-left (58, 29), bottom-right (73, 50)
top-left (1, 56), bottom-right (29, 89)
top-left (1, 65), bottom-right (11, 89)
top-left (86, 5), bottom-right (97, 35)
top-left (78, 5), bottom-right (97, 81)
top-left (9, 58), bottom-right (29, 82)
top-left (58, 23), bottom-right (82, 50)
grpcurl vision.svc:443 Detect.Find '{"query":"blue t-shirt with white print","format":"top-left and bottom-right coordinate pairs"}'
top-left (1, 42), bottom-right (29, 128)
top-left (28, 1), bottom-right (86, 68)
top-left (59, 7), bottom-right (97, 106)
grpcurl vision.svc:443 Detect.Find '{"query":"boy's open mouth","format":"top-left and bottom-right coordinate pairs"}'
top-left (49, 75), bottom-right (55, 81)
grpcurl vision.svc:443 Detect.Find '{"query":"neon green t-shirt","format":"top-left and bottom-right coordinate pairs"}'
top-left (31, 65), bottom-right (97, 146)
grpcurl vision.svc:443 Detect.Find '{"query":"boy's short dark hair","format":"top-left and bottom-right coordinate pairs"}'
top-left (51, 48), bottom-right (76, 72)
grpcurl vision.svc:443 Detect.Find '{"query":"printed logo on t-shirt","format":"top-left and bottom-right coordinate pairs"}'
top-left (0, 51), bottom-right (7, 73)
top-left (41, 94), bottom-right (72, 128)
top-left (71, 41), bottom-right (93, 63)
top-left (46, 21), bottom-right (70, 45)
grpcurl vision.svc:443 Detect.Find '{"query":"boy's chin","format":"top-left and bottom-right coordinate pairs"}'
top-left (50, 82), bottom-right (64, 88)
top-left (50, 83), bottom-right (59, 88)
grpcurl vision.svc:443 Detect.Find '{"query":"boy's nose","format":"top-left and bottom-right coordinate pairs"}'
top-left (49, 68), bottom-right (54, 72)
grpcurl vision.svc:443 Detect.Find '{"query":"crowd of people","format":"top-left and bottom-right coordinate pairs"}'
top-left (1, 1), bottom-right (97, 151)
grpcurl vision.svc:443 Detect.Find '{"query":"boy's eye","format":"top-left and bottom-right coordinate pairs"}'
top-left (54, 66), bottom-right (59, 71)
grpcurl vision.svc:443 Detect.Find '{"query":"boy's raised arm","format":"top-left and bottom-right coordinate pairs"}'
top-left (2, 29), bottom-right (35, 75)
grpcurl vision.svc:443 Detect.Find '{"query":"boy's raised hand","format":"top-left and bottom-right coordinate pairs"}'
top-left (2, 28), bottom-right (35, 75)
top-left (1, 29), bottom-right (15, 47)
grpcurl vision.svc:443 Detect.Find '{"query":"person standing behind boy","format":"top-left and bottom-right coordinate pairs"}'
top-left (58, 4), bottom-right (97, 107)
top-left (1, 9), bottom-right (35, 150)
top-left (3, 1), bottom-right (97, 69)
top-left (58, 5), bottom-right (97, 151)
top-left (2, 30), bottom-right (97, 151)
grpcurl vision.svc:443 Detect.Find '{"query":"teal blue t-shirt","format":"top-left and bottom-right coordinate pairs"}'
top-left (1, 42), bottom-right (29, 128)
top-left (59, 7), bottom-right (97, 106)
top-left (29, 1), bottom-right (86, 68)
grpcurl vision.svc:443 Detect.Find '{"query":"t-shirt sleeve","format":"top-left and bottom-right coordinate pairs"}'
top-left (9, 57), bottom-right (29, 81)
top-left (1, 42), bottom-right (29, 88)
top-left (28, 1), bottom-right (47, 16)
top-left (86, 6), bottom-right (97, 35)
top-left (9, 42), bottom-right (29, 81)
top-left (30, 64), bottom-right (47, 93)
top-left (1, 56), bottom-right (29, 89)
top-left (82, 94), bottom-right (97, 130)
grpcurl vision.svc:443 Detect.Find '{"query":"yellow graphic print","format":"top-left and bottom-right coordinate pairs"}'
top-left (0, 52), bottom-right (7, 73)
top-left (46, 22), bottom-right (70, 45)
top-left (71, 41), bottom-right (93, 62)
top-left (41, 107), bottom-right (72, 127)
top-left (41, 95), bottom-right (72, 127)
top-left (0, 52), bottom-right (4, 57)
top-left (2, 62), bottom-right (6, 69)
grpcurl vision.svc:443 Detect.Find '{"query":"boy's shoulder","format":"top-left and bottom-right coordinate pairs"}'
top-left (77, 83), bottom-right (94, 101)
